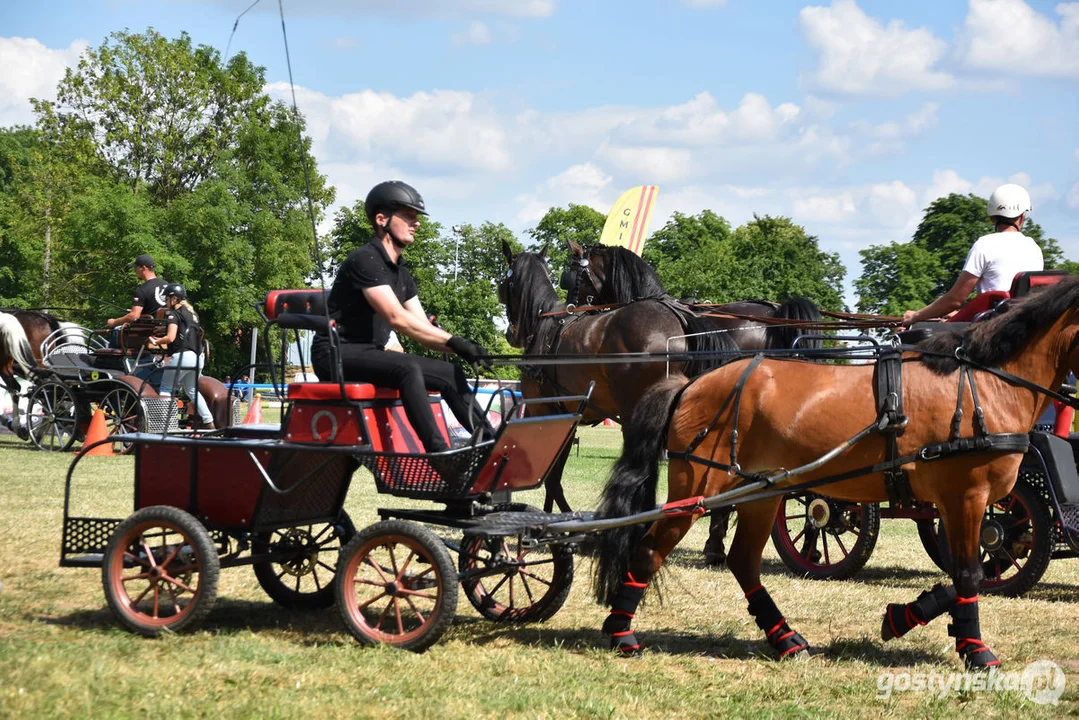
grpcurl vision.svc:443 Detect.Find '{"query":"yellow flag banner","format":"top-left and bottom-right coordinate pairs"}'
top-left (598, 185), bottom-right (659, 256)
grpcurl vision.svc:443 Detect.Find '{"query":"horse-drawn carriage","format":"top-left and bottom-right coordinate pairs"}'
top-left (2, 311), bottom-right (235, 452)
top-left (60, 290), bottom-right (591, 651)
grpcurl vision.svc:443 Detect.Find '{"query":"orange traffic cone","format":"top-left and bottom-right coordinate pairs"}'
top-left (81, 407), bottom-right (116, 456)
top-left (242, 393), bottom-right (263, 425)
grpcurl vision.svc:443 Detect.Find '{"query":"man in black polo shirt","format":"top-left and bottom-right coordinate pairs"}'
top-left (311, 181), bottom-right (493, 453)
top-left (107, 254), bottom-right (168, 328)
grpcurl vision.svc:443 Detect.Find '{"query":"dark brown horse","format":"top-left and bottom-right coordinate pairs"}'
top-left (499, 241), bottom-right (738, 512)
top-left (10, 309), bottom-right (234, 431)
top-left (562, 240), bottom-right (826, 562)
top-left (593, 277), bottom-right (1079, 669)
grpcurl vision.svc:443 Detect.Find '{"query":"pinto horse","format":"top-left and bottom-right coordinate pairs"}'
top-left (593, 277), bottom-right (1079, 669)
top-left (562, 240), bottom-right (826, 562)
top-left (0, 311), bottom-right (35, 394)
top-left (499, 241), bottom-right (737, 512)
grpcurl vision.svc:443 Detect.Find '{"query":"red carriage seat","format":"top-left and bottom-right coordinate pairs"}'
top-left (1010, 270), bottom-right (1069, 297)
top-left (946, 291), bottom-right (1010, 323)
top-left (948, 270), bottom-right (1070, 323)
top-left (287, 382), bottom-right (399, 401)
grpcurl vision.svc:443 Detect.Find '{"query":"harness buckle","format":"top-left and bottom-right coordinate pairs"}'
top-left (919, 445), bottom-right (943, 461)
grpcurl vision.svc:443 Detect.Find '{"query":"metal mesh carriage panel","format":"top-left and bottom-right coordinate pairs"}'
top-left (60, 517), bottom-right (123, 564)
top-left (250, 449), bottom-right (358, 530)
top-left (362, 445), bottom-right (491, 500)
top-left (141, 397), bottom-right (180, 434)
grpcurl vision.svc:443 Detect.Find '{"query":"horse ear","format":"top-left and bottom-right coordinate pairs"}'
top-left (501, 238), bottom-right (514, 265)
top-left (539, 242), bottom-right (550, 260)
top-left (567, 238), bottom-right (583, 257)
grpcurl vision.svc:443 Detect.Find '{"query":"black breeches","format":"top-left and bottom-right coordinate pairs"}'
top-left (312, 341), bottom-right (491, 452)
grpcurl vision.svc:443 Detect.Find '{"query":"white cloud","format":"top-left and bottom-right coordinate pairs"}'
top-left (799, 0), bottom-right (954, 95)
top-left (515, 163), bottom-right (612, 223)
top-left (452, 21), bottom-right (493, 47)
top-left (264, 83), bottom-right (512, 172)
top-left (923, 169), bottom-right (974, 205)
top-left (1068, 183), bottom-right (1079, 209)
top-left (958, 0), bottom-right (1079, 77)
top-left (0, 37), bottom-right (87, 126)
top-left (792, 192), bottom-right (857, 223)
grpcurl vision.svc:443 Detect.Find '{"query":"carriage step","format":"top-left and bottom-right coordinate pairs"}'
top-left (464, 510), bottom-right (594, 537)
top-left (59, 553), bottom-right (105, 568)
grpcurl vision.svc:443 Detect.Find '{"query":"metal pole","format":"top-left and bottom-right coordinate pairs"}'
top-left (249, 327), bottom-right (258, 375)
top-left (452, 225), bottom-right (462, 282)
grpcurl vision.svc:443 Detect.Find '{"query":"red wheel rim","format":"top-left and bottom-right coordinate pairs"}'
top-left (980, 492), bottom-right (1037, 589)
top-left (107, 520), bottom-right (205, 628)
top-left (341, 534), bottom-right (446, 644)
top-left (461, 536), bottom-right (559, 619)
top-left (775, 495), bottom-right (861, 571)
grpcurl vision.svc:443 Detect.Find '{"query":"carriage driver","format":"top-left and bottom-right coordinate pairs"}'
top-left (310, 180), bottom-right (495, 453)
top-left (106, 254), bottom-right (169, 328)
top-left (901, 184), bottom-right (1043, 326)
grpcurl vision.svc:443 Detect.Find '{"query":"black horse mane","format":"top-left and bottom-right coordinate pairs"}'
top-left (597, 245), bottom-right (670, 302)
top-left (918, 276), bottom-right (1079, 374)
top-left (509, 252), bottom-right (565, 355)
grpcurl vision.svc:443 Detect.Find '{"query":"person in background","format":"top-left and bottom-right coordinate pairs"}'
top-left (148, 283), bottom-right (215, 431)
top-left (107, 254), bottom-right (168, 328)
top-left (902, 184), bottom-right (1043, 326)
top-left (311, 180), bottom-right (493, 453)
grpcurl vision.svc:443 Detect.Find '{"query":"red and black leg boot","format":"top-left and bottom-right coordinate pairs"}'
top-left (601, 573), bottom-right (647, 655)
top-left (948, 595), bottom-right (1000, 670)
top-left (746, 585), bottom-right (808, 659)
top-left (881, 583), bottom-right (957, 641)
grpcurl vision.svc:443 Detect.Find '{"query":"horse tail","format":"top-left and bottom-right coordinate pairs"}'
top-left (0, 313), bottom-right (34, 375)
top-left (593, 374), bottom-right (688, 606)
top-left (682, 312), bottom-right (739, 376)
top-left (769, 296), bottom-right (823, 350)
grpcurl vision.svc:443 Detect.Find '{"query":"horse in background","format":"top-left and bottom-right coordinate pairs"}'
top-left (593, 277), bottom-right (1079, 669)
top-left (499, 241), bottom-right (738, 512)
top-left (562, 240), bottom-right (826, 563)
top-left (0, 311), bottom-right (35, 394)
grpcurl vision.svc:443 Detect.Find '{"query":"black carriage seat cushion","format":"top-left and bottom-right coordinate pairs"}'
top-left (264, 289), bottom-right (329, 320)
top-left (1010, 270), bottom-right (1069, 298)
top-left (288, 382), bottom-right (401, 401)
top-left (1029, 432), bottom-right (1079, 505)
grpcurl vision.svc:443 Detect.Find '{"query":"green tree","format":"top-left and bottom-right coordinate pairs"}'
top-left (854, 241), bottom-right (942, 315)
top-left (0, 127), bottom-right (44, 305)
top-left (527, 203), bottom-right (606, 285)
top-left (17, 28), bottom-right (332, 375)
top-left (642, 210), bottom-right (734, 301)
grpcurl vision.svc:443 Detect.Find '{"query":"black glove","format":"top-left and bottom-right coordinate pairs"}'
top-left (447, 335), bottom-right (491, 368)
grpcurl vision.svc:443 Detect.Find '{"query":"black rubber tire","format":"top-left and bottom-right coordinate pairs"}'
top-left (936, 478), bottom-right (1054, 598)
top-left (102, 505), bottom-right (220, 636)
top-left (26, 381), bottom-right (80, 452)
top-left (99, 384), bottom-right (146, 454)
top-left (916, 518), bottom-right (948, 572)
top-left (253, 513), bottom-right (355, 610)
top-left (336, 520), bottom-right (457, 652)
top-left (459, 504), bottom-right (574, 623)
top-left (771, 493), bottom-right (881, 580)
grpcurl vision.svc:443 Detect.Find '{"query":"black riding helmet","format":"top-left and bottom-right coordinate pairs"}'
top-left (164, 282), bottom-right (187, 301)
top-left (364, 181), bottom-right (428, 227)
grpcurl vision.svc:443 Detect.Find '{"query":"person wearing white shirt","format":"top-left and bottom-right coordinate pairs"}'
top-left (902, 184), bottom-right (1043, 327)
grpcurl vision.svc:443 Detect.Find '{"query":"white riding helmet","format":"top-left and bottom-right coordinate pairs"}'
top-left (987, 184), bottom-right (1032, 219)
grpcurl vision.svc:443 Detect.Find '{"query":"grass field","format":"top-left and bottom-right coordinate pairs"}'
top-left (1, 425), bottom-right (1078, 718)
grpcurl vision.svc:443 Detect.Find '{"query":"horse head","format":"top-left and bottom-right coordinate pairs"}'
top-left (499, 239), bottom-right (560, 349)
top-left (561, 239), bottom-right (606, 307)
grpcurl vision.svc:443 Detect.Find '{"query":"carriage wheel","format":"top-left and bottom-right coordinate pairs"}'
top-left (336, 520), bottom-right (457, 652)
top-left (99, 385), bottom-right (146, 454)
top-left (770, 493), bottom-right (881, 580)
top-left (102, 505), bottom-right (220, 636)
top-left (915, 519), bottom-right (948, 572)
top-left (935, 479), bottom-right (1053, 598)
top-left (26, 381), bottom-right (80, 452)
top-left (252, 512), bottom-right (355, 610)
top-left (459, 504), bottom-right (574, 623)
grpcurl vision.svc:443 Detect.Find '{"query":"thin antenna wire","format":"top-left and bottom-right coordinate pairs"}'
top-left (224, 0), bottom-right (263, 63)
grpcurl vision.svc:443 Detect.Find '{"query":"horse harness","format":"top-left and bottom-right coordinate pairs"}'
top-left (667, 346), bottom-right (1034, 505)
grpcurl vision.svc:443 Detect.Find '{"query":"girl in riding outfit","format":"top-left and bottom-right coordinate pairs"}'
top-left (311, 180), bottom-right (494, 453)
top-left (148, 283), bottom-right (215, 431)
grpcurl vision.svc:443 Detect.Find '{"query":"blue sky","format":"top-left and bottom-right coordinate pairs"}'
top-left (2, 0), bottom-right (1078, 305)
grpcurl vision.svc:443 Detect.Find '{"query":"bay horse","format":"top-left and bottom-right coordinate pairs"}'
top-left (593, 277), bottom-right (1079, 669)
top-left (562, 240), bottom-right (825, 562)
top-left (499, 241), bottom-right (738, 512)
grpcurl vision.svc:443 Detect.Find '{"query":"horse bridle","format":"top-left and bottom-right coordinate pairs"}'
top-left (559, 247), bottom-right (604, 306)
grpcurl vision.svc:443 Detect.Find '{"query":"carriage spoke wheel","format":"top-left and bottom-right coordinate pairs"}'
top-left (26, 381), bottom-right (80, 452)
top-left (336, 520), bottom-right (457, 652)
top-left (253, 513), bottom-right (355, 610)
top-left (771, 493), bottom-right (881, 580)
top-left (102, 506), bottom-right (219, 636)
top-left (99, 385), bottom-right (145, 454)
top-left (459, 533), bottom-right (574, 623)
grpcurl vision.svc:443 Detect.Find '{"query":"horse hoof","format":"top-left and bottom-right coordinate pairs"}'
top-left (881, 615), bottom-right (895, 642)
top-left (962, 648), bottom-right (1001, 671)
top-left (703, 553), bottom-right (726, 569)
